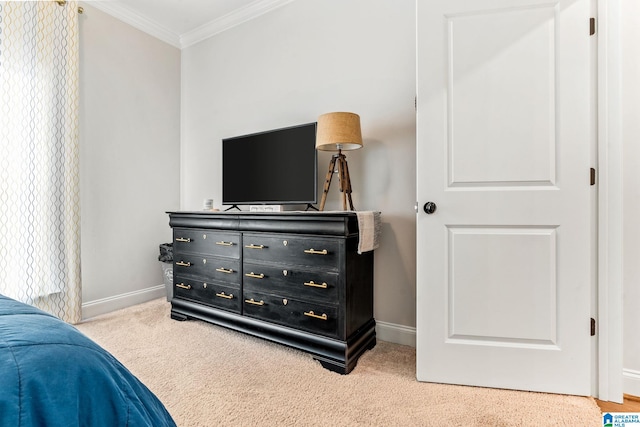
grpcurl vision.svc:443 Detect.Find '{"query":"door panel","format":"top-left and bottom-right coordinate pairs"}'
top-left (448, 226), bottom-right (557, 344)
top-left (448, 6), bottom-right (557, 186)
top-left (416, 0), bottom-right (593, 395)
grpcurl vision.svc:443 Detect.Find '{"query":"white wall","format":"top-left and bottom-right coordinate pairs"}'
top-left (79, 4), bottom-right (181, 318)
top-left (621, 0), bottom-right (640, 397)
top-left (181, 0), bottom-right (417, 333)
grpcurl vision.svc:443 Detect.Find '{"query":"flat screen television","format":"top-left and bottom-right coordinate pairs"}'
top-left (222, 122), bottom-right (318, 206)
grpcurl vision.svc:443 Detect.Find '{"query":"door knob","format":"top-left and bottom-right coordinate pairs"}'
top-left (423, 202), bottom-right (437, 214)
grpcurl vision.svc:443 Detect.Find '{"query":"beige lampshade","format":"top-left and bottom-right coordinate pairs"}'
top-left (316, 112), bottom-right (363, 151)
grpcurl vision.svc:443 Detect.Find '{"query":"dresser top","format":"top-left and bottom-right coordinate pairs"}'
top-left (167, 211), bottom-right (360, 237)
top-left (167, 210), bottom-right (358, 216)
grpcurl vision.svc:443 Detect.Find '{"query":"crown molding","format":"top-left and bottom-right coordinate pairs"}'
top-left (180, 0), bottom-right (297, 49)
top-left (83, 0), bottom-right (296, 50)
top-left (84, 1), bottom-right (181, 48)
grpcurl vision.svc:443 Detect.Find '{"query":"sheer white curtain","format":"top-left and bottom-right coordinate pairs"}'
top-left (0, 1), bottom-right (81, 323)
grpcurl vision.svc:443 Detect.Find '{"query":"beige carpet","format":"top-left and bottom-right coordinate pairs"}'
top-left (76, 298), bottom-right (602, 426)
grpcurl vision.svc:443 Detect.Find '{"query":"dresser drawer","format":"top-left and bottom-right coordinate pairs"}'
top-left (174, 278), bottom-right (240, 313)
top-left (173, 228), bottom-right (240, 258)
top-left (174, 255), bottom-right (241, 285)
top-left (242, 290), bottom-right (338, 338)
top-left (243, 262), bottom-right (338, 304)
top-left (242, 234), bottom-right (340, 270)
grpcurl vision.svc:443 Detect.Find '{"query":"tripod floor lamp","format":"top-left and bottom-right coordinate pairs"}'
top-left (316, 112), bottom-right (363, 211)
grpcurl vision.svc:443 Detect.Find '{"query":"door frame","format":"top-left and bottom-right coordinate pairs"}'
top-left (597, 0), bottom-right (624, 404)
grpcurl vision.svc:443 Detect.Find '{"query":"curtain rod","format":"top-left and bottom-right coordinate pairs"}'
top-left (55, 0), bottom-right (84, 14)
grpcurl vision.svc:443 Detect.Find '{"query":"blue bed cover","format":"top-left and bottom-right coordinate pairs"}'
top-left (0, 294), bottom-right (176, 427)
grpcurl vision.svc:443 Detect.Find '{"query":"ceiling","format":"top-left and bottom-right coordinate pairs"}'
top-left (85, 0), bottom-right (294, 49)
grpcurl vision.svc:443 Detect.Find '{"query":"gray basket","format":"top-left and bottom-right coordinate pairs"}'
top-left (160, 262), bottom-right (173, 302)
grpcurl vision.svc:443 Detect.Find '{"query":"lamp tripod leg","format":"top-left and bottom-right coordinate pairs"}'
top-left (319, 155), bottom-right (338, 211)
top-left (337, 155), bottom-right (348, 210)
top-left (338, 154), bottom-right (355, 211)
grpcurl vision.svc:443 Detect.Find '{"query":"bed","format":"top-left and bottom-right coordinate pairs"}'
top-left (0, 294), bottom-right (176, 427)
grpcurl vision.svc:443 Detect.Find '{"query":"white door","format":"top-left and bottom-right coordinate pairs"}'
top-left (416, 0), bottom-right (594, 395)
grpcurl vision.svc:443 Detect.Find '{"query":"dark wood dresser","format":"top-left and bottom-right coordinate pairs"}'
top-left (167, 211), bottom-right (375, 374)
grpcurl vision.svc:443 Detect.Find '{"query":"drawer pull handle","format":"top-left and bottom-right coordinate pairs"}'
top-left (176, 261), bottom-right (191, 267)
top-left (216, 292), bottom-right (234, 299)
top-left (304, 249), bottom-right (328, 255)
top-left (176, 283), bottom-right (191, 290)
top-left (245, 298), bottom-right (265, 306)
top-left (216, 241), bottom-right (234, 246)
top-left (304, 281), bottom-right (328, 289)
top-left (176, 237), bottom-right (191, 243)
top-left (245, 244), bottom-right (265, 249)
top-left (245, 272), bottom-right (265, 279)
top-left (304, 311), bottom-right (328, 321)
top-left (216, 267), bottom-right (234, 274)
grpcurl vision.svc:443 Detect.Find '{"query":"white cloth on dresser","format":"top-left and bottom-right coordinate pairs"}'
top-left (356, 211), bottom-right (381, 254)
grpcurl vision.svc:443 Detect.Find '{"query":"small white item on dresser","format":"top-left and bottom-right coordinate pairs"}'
top-left (249, 205), bottom-right (283, 212)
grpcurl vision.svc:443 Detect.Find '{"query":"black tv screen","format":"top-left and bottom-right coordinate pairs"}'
top-left (222, 123), bottom-right (317, 205)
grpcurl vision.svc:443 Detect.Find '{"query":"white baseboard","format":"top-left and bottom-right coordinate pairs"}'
top-left (376, 320), bottom-right (416, 347)
top-left (624, 369), bottom-right (640, 397)
top-left (82, 285), bottom-right (166, 320)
